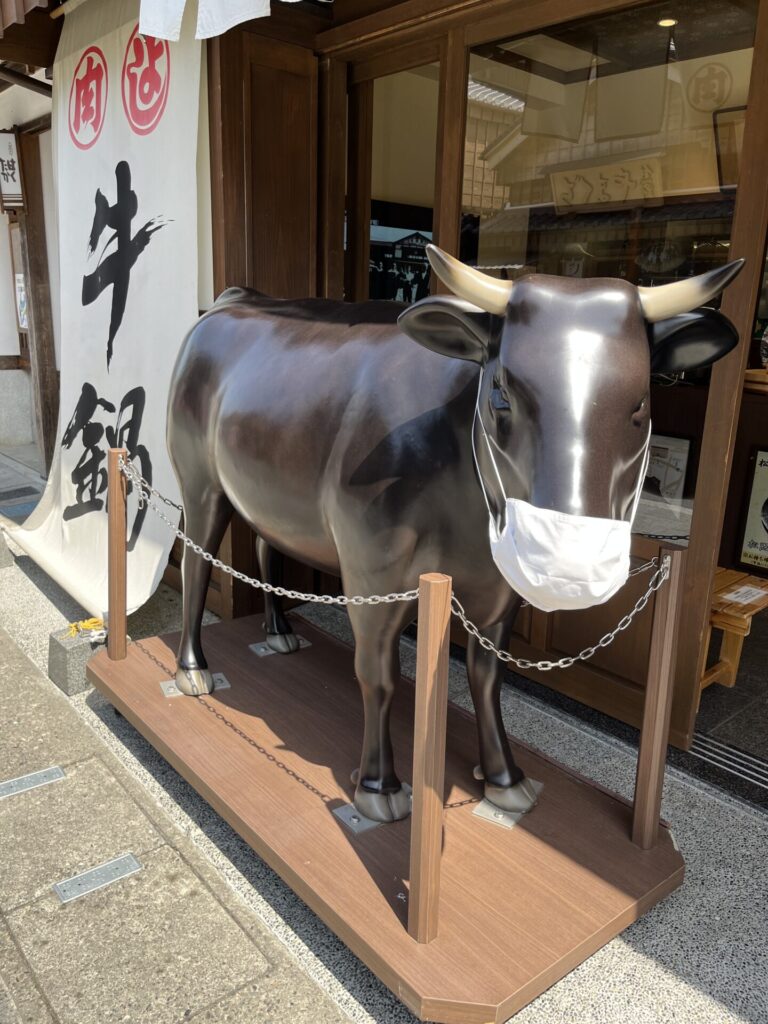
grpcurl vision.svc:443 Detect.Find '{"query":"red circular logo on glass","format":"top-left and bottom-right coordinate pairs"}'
top-left (121, 26), bottom-right (170, 136)
top-left (69, 46), bottom-right (108, 150)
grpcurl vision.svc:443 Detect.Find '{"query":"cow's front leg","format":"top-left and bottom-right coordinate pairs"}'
top-left (466, 617), bottom-right (538, 813)
top-left (347, 601), bottom-right (415, 823)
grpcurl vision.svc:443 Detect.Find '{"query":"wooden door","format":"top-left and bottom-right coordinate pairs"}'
top-left (180, 29), bottom-right (319, 618)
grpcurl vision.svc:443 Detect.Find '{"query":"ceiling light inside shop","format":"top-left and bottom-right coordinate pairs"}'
top-left (467, 78), bottom-right (524, 111)
top-left (657, 17), bottom-right (678, 26)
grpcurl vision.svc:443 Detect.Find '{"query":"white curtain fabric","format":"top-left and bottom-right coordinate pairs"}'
top-left (139, 0), bottom-right (271, 41)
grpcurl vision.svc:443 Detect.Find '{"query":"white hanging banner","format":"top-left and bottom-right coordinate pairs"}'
top-left (9, 0), bottom-right (201, 618)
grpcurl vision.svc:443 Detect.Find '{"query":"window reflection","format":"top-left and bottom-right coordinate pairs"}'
top-left (460, 0), bottom-right (757, 290)
top-left (368, 64), bottom-right (439, 302)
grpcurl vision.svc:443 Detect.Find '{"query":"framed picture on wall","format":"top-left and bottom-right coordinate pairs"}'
top-left (738, 447), bottom-right (768, 578)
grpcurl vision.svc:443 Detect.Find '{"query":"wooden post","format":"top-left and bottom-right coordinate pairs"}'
top-left (107, 448), bottom-right (128, 661)
top-left (408, 572), bottom-right (452, 944)
top-left (632, 548), bottom-right (685, 849)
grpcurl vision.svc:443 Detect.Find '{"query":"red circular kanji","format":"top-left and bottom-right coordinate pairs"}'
top-left (121, 26), bottom-right (170, 136)
top-left (69, 46), bottom-right (108, 150)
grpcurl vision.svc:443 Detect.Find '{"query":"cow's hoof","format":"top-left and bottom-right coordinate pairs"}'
top-left (484, 777), bottom-right (538, 814)
top-left (265, 631), bottom-right (300, 655)
top-left (353, 783), bottom-right (412, 823)
top-left (175, 666), bottom-right (215, 696)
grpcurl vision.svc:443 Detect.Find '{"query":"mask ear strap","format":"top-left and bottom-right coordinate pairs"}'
top-left (471, 368), bottom-right (507, 529)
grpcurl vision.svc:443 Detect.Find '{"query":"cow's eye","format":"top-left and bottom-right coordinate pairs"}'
top-left (491, 386), bottom-right (510, 411)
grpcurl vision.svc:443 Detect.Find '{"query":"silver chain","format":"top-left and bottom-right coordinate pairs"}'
top-left (119, 457), bottom-right (418, 607)
top-left (118, 456), bottom-right (666, 671)
top-left (450, 556), bottom-right (670, 671)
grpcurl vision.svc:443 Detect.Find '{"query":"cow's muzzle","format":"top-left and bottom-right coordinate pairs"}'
top-left (489, 499), bottom-right (633, 612)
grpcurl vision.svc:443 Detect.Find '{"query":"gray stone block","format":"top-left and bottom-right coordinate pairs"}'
top-left (47, 628), bottom-right (104, 696)
top-left (0, 531), bottom-right (13, 569)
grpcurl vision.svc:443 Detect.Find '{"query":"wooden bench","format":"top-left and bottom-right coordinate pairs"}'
top-left (701, 568), bottom-right (768, 688)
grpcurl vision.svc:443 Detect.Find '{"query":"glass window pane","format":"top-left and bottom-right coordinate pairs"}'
top-left (460, 0), bottom-right (758, 537)
top-left (461, 0), bottom-right (757, 288)
top-left (368, 63), bottom-right (439, 302)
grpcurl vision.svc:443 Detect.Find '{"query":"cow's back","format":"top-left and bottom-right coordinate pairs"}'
top-left (167, 294), bottom-right (478, 573)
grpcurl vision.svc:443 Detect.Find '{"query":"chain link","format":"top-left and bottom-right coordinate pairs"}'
top-left (119, 457), bottom-right (418, 607)
top-left (119, 456), bottom-right (667, 672)
top-left (451, 556), bottom-right (670, 671)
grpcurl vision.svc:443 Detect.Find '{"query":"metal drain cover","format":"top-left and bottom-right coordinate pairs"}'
top-left (53, 853), bottom-right (142, 903)
top-left (0, 766), bottom-right (65, 800)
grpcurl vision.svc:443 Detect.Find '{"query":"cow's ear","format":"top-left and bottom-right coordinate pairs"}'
top-left (649, 307), bottom-right (739, 374)
top-left (398, 296), bottom-right (497, 364)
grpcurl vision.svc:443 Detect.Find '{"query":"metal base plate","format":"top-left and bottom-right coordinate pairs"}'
top-left (160, 672), bottom-right (231, 699)
top-left (333, 783), bottom-right (413, 834)
top-left (472, 780), bottom-right (544, 830)
top-left (249, 636), bottom-right (311, 658)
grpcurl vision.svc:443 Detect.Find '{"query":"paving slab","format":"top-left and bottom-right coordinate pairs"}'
top-left (190, 963), bottom-right (351, 1024)
top-left (7, 845), bottom-right (270, 1024)
top-left (0, 920), bottom-right (54, 1024)
top-left (0, 757), bottom-right (163, 911)
top-left (0, 633), bottom-right (99, 779)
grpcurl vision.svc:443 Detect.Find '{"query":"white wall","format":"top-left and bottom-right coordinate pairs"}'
top-left (197, 49), bottom-right (214, 310)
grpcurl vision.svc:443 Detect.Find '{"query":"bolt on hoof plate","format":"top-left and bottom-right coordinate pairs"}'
top-left (264, 631), bottom-right (301, 655)
top-left (175, 666), bottom-right (215, 696)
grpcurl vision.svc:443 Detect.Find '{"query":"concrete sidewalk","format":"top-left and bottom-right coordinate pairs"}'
top-left (0, 626), bottom-right (349, 1024)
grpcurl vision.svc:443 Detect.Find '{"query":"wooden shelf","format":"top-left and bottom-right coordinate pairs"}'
top-left (744, 368), bottom-right (768, 394)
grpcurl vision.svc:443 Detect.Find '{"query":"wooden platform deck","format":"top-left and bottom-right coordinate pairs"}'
top-left (87, 613), bottom-right (684, 1024)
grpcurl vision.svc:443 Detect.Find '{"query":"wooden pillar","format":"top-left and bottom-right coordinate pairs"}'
top-left (408, 572), bottom-right (452, 943)
top-left (632, 549), bottom-right (685, 849)
top-left (346, 79), bottom-right (373, 302)
top-left (433, 27), bottom-right (468, 267)
top-left (17, 130), bottom-right (57, 474)
top-left (107, 448), bottom-right (128, 661)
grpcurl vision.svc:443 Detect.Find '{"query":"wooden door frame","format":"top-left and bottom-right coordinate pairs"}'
top-left (316, 0), bottom-right (768, 747)
top-left (344, 39), bottom-right (444, 301)
top-left (15, 118), bottom-right (57, 475)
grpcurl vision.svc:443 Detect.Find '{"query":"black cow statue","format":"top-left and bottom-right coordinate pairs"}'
top-left (166, 245), bottom-right (742, 822)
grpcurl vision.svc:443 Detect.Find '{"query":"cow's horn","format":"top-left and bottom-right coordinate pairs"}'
top-left (426, 244), bottom-right (513, 315)
top-left (638, 259), bottom-right (744, 323)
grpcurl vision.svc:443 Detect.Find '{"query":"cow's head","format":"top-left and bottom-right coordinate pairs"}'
top-left (399, 245), bottom-right (742, 611)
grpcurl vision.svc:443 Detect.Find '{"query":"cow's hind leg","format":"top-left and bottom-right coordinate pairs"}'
top-left (175, 491), bottom-right (234, 696)
top-left (255, 538), bottom-right (299, 654)
top-left (346, 598), bottom-right (415, 823)
top-left (467, 617), bottom-right (538, 813)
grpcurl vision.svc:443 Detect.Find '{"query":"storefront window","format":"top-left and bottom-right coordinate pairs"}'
top-left (368, 63), bottom-right (439, 301)
top-left (460, 0), bottom-right (758, 538)
top-left (461, 0), bottom-right (756, 286)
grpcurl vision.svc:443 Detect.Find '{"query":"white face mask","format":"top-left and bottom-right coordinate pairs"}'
top-left (473, 371), bottom-right (651, 613)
